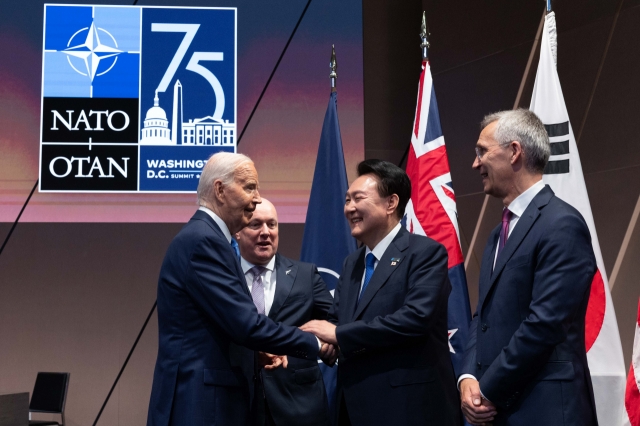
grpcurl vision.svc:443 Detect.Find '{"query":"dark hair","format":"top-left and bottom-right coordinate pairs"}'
top-left (357, 159), bottom-right (411, 219)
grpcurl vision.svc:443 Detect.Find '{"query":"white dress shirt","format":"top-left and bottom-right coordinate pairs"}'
top-left (360, 222), bottom-right (402, 292)
top-left (459, 180), bottom-right (545, 395)
top-left (198, 206), bottom-right (232, 243)
top-left (241, 256), bottom-right (277, 316)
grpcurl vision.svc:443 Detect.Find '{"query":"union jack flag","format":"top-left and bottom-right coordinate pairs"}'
top-left (404, 60), bottom-right (471, 375)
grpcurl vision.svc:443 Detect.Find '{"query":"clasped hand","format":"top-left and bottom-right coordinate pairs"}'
top-left (300, 320), bottom-right (338, 366)
top-left (459, 378), bottom-right (497, 426)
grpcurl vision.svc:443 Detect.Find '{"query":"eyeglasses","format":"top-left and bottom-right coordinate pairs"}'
top-left (474, 143), bottom-right (508, 161)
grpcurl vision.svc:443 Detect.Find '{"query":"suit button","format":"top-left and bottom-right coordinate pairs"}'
top-left (481, 324), bottom-right (488, 332)
top-left (477, 362), bottom-right (482, 369)
top-left (252, 375), bottom-right (257, 381)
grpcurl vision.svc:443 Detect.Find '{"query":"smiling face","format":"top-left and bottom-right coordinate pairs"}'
top-left (236, 199), bottom-right (279, 266)
top-left (472, 121), bottom-right (514, 200)
top-left (344, 174), bottom-right (399, 249)
top-left (215, 162), bottom-right (261, 234)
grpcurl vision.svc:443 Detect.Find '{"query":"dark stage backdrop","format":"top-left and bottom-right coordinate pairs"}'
top-left (2, 0), bottom-right (640, 425)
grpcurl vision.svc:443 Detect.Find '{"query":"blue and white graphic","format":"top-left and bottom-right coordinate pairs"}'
top-left (40, 5), bottom-right (236, 193)
top-left (138, 8), bottom-right (236, 191)
top-left (43, 5), bottom-right (140, 98)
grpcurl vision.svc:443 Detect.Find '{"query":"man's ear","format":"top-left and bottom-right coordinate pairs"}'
top-left (213, 179), bottom-right (225, 203)
top-left (387, 194), bottom-right (400, 216)
top-left (510, 141), bottom-right (524, 165)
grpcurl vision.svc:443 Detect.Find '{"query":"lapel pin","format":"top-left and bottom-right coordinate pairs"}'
top-left (390, 257), bottom-right (401, 266)
top-left (286, 269), bottom-right (291, 275)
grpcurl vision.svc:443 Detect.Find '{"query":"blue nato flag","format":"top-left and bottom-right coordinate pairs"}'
top-left (300, 90), bottom-right (357, 425)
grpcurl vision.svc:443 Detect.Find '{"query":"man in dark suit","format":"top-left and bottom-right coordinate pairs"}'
top-left (236, 198), bottom-right (333, 426)
top-left (301, 160), bottom-right (460, 426)
top-left (147, 153), bottom-right (329, 426)
top-left (459, 109), bottom-right (598, 426)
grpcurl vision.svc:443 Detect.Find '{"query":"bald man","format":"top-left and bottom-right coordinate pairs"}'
top-left (236, 199), bottom-right (334, 426)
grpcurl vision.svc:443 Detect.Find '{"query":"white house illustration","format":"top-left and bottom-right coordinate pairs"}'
top-left (140, 80), bottom-right (235, 146)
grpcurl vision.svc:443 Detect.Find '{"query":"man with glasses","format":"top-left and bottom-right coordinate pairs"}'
top-left (459, 109), bottom-right (598, 425)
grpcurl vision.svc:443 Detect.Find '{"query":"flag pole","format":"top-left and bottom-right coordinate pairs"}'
top-left (420, 11), bottom-right (430, 61)
top-left (330, 44), bottom-right (337, 93)
top-left (547, 0), bottom-right (552, 12)
top-left (397, 12), bottom-right (431, 169)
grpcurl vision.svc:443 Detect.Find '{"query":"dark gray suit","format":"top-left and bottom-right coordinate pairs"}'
top-left (252, 254), bottom-right (334, 426)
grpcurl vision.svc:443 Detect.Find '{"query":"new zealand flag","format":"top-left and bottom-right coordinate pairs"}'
top-left (404, 60), bottom-right (471, 376)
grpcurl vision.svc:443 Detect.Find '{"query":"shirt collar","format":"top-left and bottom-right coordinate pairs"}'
top-left (366, 222), bottom-right (402, 261)
top-left (241, 255), bottom-right (276, 275)
top-left (506, 180), bottom-right (545, 218)
top-left (198, 206), bottom-right (232, 243)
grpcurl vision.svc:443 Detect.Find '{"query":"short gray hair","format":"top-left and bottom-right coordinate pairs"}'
top-left (197, 152), bottom-right (253, 206)
top-left (481, 109), bottom-right (550, 173)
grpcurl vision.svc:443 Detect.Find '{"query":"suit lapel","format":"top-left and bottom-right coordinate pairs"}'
top-left (482, 186), bottom-right (554, 305)
top-left (268, 254), bottom-right (295, 320)
top-left (352, 228), bottom-right (409, 321)
top-left (478, 226), bottom-right (500, 307)
top-left (344, 249), bottom-right (366, 323)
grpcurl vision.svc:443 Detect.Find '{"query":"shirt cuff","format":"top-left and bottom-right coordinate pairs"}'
top-left (457, 374), bottom-right (488, 400)
top-left (315, 336), bottom-right (322, 350)
top-left (457, 374), bottom-right (477, 391)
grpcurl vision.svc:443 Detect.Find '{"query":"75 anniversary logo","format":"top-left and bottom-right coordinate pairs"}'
top-left (40, 4), bottom-right (236, 192)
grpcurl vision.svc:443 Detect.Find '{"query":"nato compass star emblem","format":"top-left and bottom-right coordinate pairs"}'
top-left (62, 21), bottom-right (122, 82)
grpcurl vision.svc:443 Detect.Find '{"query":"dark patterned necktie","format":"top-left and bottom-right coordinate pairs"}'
top-left (497, 208), bottom-right (513, 259)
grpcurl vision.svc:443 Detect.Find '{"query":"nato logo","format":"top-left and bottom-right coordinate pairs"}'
top-left (43, 5), bottom-right (140, 98)
top-left (39, 5), bottom-right (236, 193)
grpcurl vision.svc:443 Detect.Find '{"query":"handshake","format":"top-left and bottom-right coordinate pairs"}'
top-left (258, 320), bottom-right (338, 370)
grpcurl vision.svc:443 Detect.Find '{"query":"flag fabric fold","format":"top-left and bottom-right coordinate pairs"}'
top-left (530, 11), bottom-right (628, 425)
top-left (404, 59), bottom-right (471, 375)
top-left (300, 90), bottom-right (357, 424)
top-left (625, 298), bottom-right (640, 426)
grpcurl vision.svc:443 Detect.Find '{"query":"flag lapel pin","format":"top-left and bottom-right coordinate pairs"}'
top-left (390, 257), bottom-right (401, 266)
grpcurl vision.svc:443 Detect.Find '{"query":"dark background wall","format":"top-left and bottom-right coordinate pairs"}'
top-left (1, 0), bottom-right (639, 424)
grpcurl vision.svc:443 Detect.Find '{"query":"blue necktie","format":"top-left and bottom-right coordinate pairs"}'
top-left (359, 253), bottom-right (376, 302)
top-left (230, 238), bottom-right (240, 261)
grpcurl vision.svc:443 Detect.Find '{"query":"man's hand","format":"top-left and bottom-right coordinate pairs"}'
top-left (258, 352), bottom-right (288, 370)
top-left (460, 378), bottom-right (497, 426)
top-left (318, 341), bottom-right (338, 366)
top-left (300, 320), bottom-right (338, 345)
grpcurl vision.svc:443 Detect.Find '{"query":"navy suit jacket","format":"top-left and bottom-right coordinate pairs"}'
top-left (461, 185), bottom-right (598, 425)
top-left (329, 227), bottom-right (461, 426)
top-left (147, 210), bottom-right (318, 426)
top-left (257, 254), bottom-right (333, 426)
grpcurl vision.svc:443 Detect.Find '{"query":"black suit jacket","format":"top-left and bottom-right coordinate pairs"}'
top-left (147, 210), bottom-right (319, 426)
top-left (461, 186), bottom-right (598, 425)
top-left (328, 227), bottom-right (460, 426)
top-left (255, 254), bottom-right (333, 426)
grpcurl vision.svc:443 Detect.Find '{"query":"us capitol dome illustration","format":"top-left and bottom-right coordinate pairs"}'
top-left (140, 93), bottom-right (172, 145)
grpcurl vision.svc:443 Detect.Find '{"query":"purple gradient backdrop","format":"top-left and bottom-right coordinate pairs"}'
top-left (0, 0), bottom-right (363, 223)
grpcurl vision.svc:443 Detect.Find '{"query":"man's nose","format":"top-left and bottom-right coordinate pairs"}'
top-left (472, 156), bottom-right (481, 169)
top-left (254, 190), bottom-right (262, 204)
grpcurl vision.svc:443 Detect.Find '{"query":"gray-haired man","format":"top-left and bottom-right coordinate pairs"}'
top-left (459, 109), bottom-right (598, 426)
